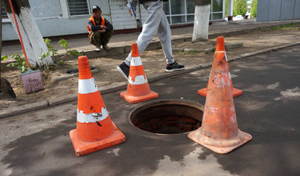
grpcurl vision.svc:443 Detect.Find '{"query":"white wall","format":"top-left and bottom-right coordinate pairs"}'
top-left (109, 0), bottom-right (147, 30)
top-left (2, 0), bottom-right (111, 41)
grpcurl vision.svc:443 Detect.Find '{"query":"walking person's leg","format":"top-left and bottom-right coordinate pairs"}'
top-left (156, 7), bottom-right (185, 72)
top-left (117, 1), bottom-right (163, 79)
top-left (156, 3), bottom-right (173, 64)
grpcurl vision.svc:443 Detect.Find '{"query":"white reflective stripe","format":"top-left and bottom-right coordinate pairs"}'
top-left (128, 75), bottom-right (148, 85)
top-left (225, 52), bottom-right (228, 61)
top-left (78, 78), bottom-right (98, 94)
top-left (229, 72), bottom-right (232, 79)
top-left (77, 107), bottom-right (109, 123)
top-left (130, 57), bottom-right (142, 66)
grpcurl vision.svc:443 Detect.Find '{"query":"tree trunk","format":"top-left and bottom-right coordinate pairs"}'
top-left (192, 0), bottom-right (211, 42)
top-left (3, 0), bottom-right (53, 67)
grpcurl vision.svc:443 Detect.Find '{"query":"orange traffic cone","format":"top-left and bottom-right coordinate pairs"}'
top-left (198, 36), bottom-right (243, 97)
top-left (70, 56), bottom-right (126, 156)
top-left (120, 43), bottom-right (159, 103)
top-left (189, 51), bottom-right (252, 154)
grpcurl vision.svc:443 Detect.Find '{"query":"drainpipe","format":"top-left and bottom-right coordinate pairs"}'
top-left (228, 0), bottom-right (233, 21)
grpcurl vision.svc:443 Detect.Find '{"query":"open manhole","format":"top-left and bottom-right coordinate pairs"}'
top-left (129, 100), bottom-right (204, 134)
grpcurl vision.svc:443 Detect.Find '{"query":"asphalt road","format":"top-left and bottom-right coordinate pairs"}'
top-left (0, 45), bottom-right (300, 176)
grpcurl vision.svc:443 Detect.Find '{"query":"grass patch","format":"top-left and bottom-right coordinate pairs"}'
top-left (269, 22), bottom-right (299, 31)
top-left (185, 49), bottom-right (198, 55)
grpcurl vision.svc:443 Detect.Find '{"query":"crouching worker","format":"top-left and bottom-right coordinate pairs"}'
top-left (88, 5), bottom-right (113, 51)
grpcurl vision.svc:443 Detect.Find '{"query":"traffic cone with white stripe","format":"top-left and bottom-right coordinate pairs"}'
top-left (120, 43), bottom-right (159, 103)
top-left (189, 51), bottom-right (252, 154)
top-left (198, 36), bottom-right (243, 97)
top-left (70, 56), bottom-right (126, 156)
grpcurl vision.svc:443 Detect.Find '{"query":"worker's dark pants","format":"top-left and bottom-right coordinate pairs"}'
top-left (89, 30), bottom-right (113, 47)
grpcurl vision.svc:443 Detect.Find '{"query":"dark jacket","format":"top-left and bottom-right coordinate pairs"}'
top-left (88, 16), bottom-right (113, 32)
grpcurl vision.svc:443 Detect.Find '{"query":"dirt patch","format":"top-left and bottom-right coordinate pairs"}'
top-left (1, 27), bottom-right (300, 110)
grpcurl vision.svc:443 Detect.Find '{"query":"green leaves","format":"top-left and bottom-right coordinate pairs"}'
top-left (251, 0), bottom-right (257, 17)
top-left (68, 50), bottom-right (81, 57)
top-left (233, 0), bottom-right (247, 16)
top-left (58, 39), bottom-right (70, 50)
top-left (7, 53), bottom-right (28, 73)
top-left (42, 38), bottom-right (81, 66)
top-left (1, 55), bottom-right (8, 61)
top-left (58, 39), bottom-right (81, 63)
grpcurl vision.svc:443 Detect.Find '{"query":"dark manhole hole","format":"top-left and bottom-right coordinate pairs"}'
top-left (129, 100), bottom-right (203, 134)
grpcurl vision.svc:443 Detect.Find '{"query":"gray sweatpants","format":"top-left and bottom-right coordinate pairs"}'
top-left (125, 0), bottom-right (175, 65)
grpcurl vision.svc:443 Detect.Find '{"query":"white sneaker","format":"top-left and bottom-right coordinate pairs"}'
top-left (95, 46), bottom-right (101, 52)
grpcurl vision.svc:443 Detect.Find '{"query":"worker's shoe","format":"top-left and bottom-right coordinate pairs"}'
top-left (166, 61), bottom-right (185, 72)
top-left (103, 44), bottom-right (110, 50)
top-left (95, 46), bottom-right (101, 52)
top-left (117, 62), bottom-right (130, 80)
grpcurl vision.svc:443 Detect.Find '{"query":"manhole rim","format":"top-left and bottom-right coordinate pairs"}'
top-left (128, 99), bottom-right (204, 135)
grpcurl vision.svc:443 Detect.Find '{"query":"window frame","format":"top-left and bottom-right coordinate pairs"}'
top-left (164, 0), bottom-right (224, 25)
top-left (2, 5), bottom-right (11, 23)
top-left (67, 0), bottom-right (91, 17)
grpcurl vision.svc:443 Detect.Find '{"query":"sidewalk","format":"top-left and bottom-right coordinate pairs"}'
top-left (1, 19), bottom-right (300, 119)
top-left (2, 19), bottom-right (300, 60)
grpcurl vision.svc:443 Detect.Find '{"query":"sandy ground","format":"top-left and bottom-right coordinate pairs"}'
top-left (1, 27), bottom-right (300, 110)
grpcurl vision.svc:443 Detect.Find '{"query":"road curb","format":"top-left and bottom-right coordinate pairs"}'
top-left (1, 43), bottom-right (300, 119)
top-left (0, 101), bottom-right (49, 119)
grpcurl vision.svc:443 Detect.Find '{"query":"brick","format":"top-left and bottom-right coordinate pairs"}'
top-left (166, 121), bottom-right (177, 126)
top-left (181, 117), bottom-right (196, 124)
top-left (178, 124), bottom-right (184, 130)
top-left (183, 124), bottom-right (192, 132)
top-left (150, 118), bottom-right (161, 126)
top-left (138, 122), bottom-right (143, 129)
top-left (157, 121), bottom-right (166, 128)
top-left (167, 116), bottom-right (178, 121)
top-left (194, 122), bottom-right (202, 129)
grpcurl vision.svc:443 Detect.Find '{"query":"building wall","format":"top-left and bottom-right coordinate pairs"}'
top-left (257, 0), bottom-right (300, 22)
top-left (109, 0), bottom-right (147, 30)
top-left (2, 0), bottom-right (111, 41)
top-left (109, 0), bottom-right (225, 30)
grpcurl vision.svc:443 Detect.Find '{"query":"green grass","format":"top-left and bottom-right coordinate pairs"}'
top-left (269, 22), bottom-right (299, 31)
top-left (185, 49), bottom-right (198, 55)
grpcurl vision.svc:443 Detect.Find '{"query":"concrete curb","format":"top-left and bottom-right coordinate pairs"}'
top-left (173, 43), bottom-right (243, 53)
top-left (53, 68), bottom-right (99, 82)
top-left (1, 42), bottom-right (299, 119)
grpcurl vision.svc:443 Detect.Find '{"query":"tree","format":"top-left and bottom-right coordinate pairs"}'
top-left (251, 0), bottom-right (257, 17)
top-left (233, 0), bottom-right (247, 16)
top-left (1, 1), bottom-right (16, 98)
top-left (192, 0), bottom-right (211, 42)
top-left (2, 0), bottom-right (54, 67)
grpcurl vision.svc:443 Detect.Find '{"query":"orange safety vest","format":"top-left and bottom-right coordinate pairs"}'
top-left (87, 16), bottom-right (105, 36)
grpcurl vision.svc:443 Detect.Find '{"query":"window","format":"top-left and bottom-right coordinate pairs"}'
top-left (67, 0), bottom-right (90, 16)
top-left (211, 0), bottom-right (223, 20)
top-left (2, 6), bottom-right (8, 18)
top-left (163, 0), bottom-right (224, 25)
